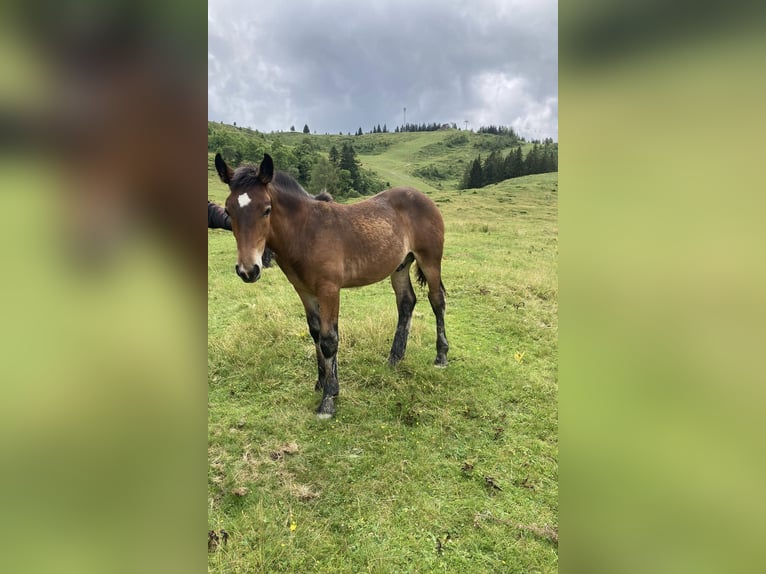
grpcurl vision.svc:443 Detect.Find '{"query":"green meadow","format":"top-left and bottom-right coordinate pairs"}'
top-left (208, 131), bottom-right (558, 572)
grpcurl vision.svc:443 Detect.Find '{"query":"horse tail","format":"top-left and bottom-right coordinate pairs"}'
top-left (415, 264), bottom-right (427, 288)
top-left (414, 264), bottom-right (447, 295)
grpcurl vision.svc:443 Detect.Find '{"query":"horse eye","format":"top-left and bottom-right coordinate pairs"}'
top-left (264, 206), bottom-right (272, 217)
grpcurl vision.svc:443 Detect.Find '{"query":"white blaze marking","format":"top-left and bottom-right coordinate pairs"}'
top-left (237, 193), bottom-right (251, 208)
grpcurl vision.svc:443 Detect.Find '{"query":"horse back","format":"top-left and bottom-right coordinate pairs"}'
top-left (372, 187), bottom-right (445, 249)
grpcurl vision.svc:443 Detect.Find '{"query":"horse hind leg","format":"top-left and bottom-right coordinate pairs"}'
top-left (415, 260), bottom-right (449, 367)
top-left (388, 253), bottom-right (417, 367)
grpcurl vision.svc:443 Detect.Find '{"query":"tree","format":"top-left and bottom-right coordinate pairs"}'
top-left (524, 143), bottom-right (542, 175)
top-left (269, 139), bottom-right (298, 176)
top-left (221, 144), bottom-right (242, 165)
top-left (242, 138), bottom-right (265, 163)
top-left (541, 141), bottom-right (558, 173)
top-left (293, 139), bottom-right (319, 186)
top-left (504, 146), bottom-right (524, 179)
top-left (483, 151), bottom-right (504, 186)
top-left (303, 124), bottom-right (310, 134)
top-left (328, 145), bottom-right (340, 166)
top-left (309, 157), bottom-right (340, 195)
top-left (338, 169), bottom-right (353, 197)
top-left (340, 142), bottom-right (362, 191)
top-left (461, 156), bottom-right (484, 189)
top-left (290, 125), bottom-right (296, 132)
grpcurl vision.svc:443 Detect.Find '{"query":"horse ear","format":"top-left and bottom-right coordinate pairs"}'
top-left (215, 153), bottom-right (233, 184)
top-left (259, 154), bottom-right (274, 184)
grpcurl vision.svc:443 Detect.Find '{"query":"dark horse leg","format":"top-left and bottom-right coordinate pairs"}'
top-left (429, 281), bottom-right (449, 367)
top-left (300, 289), bottom-right (341, 418)
top-left (416, 260), bottom-right (449, 367)
top-left (388, 253), bottom-right (417, 366)
top-left (304, 303), bottom-right (326, 391)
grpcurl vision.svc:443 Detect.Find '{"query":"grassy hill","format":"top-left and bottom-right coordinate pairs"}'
top-left (208, 129), bottom-right (558, 572)
top-left (208, 122), bottom-right (534, 195)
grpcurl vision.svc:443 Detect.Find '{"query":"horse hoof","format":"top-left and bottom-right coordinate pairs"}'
top-left (434, 357), bottom-right (448, 368)
top-left (316, 396), bottom-right (335, 420)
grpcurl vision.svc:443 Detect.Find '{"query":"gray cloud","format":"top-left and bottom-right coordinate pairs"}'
top-left (208, 0), bottom-right (557, 140)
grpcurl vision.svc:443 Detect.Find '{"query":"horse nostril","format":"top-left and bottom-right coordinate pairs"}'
top-left (235, 264), bottom-right (249, 281)
top-left (234, 263), bottom-right (260, 283)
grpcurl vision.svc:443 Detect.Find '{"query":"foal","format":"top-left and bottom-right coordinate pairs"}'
top-left (215, 153), bottom-right (449, 418)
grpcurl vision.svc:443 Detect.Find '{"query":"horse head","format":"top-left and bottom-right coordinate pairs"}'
top-left (215, 153), bottom-right (274, 283)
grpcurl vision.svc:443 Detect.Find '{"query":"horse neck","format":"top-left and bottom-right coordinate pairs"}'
top-left (266, 186), bottom-right (310, 257)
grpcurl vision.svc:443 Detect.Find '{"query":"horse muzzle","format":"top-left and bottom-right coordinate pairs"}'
top-left (235, 263), bottom-right (261, 283)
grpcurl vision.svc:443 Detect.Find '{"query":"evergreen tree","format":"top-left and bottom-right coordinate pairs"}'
top-left (303, 124), bottom-right (310, 134)
top-left (383, 124), bottom-right (388, 133)
top-left (340, 142), bottom-right (362, 191)
top-left (483, 151), bottom-right (504, 186)
top-left (460, 156), bottom-right (484, 189)
top-left (541, 141), bottom-right (558, 173)
top-left (503, 146), bottom-right (524, 179)
top-left (290, 125), bottom-right (296, 132)
top-left (515, 146), bottom-right (524, 176)
top-left (524, 143), bottom-right (540, 175)
top-left (328, 145), bottom-right (340, 166)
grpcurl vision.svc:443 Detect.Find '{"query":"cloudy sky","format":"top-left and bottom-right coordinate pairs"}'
top-left (208, 0), bottom-right (557, 140)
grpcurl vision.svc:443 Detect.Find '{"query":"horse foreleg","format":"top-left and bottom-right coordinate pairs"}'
top-left (316, 290), bottom-right (340, 419)
top-left (299, 292), bottom-right (336, 394)
top-left (305, 307), bottom-right (325, 391)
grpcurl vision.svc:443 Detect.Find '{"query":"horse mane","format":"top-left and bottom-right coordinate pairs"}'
top-left (232, 165), bottom-right (332, 203)
top-left (272, 170), bottom-right (311, 198)
top-left (274, 172), bottom-right (333, 202)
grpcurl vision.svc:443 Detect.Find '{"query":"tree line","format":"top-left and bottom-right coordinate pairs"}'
top-left (460, 140), bottom-right (558, 189)
top-left (395, 122), bottom-right (457, 133)
top-left (477, 125), bottom-right (520, 137)
top-left (209, 122), bottom-right (386, 199)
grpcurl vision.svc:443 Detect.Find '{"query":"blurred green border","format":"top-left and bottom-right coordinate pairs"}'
top-left (561, 3), bottom-right (766, 572)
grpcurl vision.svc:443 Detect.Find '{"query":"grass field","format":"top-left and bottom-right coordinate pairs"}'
top-left (208, 133), bottom-right (558, 572)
